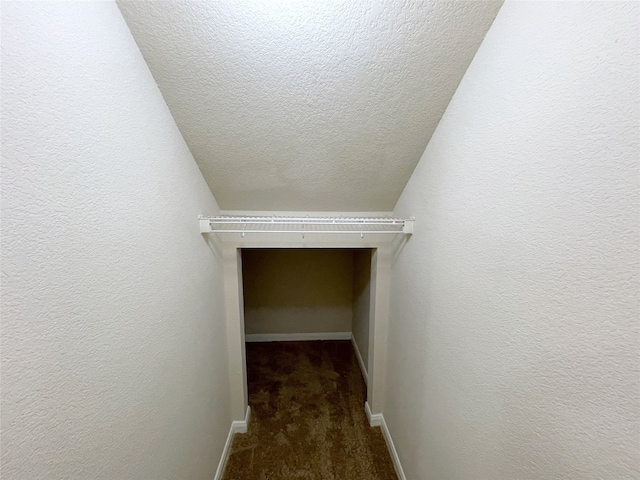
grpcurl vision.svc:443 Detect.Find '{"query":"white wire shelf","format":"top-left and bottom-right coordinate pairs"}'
top-left (199, 215), bottom-right (415, 237)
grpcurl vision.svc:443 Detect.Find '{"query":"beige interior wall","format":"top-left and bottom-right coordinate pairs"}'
top-left (352, 250), bottom-right (372, 371)
top-left (222, 236), bottom-right (394, 420)
top-left (242, 249), bottom-right (354, 334)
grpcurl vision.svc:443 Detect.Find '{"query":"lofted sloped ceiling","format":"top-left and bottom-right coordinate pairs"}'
top-left (117, 0), bottom-right (503, 211)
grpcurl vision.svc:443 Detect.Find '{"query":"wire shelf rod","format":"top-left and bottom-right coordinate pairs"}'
top-left (198, 215), bottom-right (415, 235)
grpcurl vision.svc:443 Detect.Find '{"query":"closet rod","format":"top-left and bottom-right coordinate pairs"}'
top-left (198, 215), bottom-right (415, 235)
top-left (201, 230), bottom-right (402, 234)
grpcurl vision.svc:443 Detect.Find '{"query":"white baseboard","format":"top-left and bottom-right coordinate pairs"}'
top-left (364, 401), bottom-right (382, 426)
top-left (364, 402), bottom-right (406, 480)
top-left (214, 406), bottom-right (251, 480)
top-left (232, 405), bottom-right (251, 434)
top-left (245, 332), bottom-right (351, 342)
top-left (350, 334), bottom-right (368, 385)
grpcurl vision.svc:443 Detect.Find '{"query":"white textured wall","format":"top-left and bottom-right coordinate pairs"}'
top-left (352, 250), bottom-right (372, 371)
top-left (1, 3), bottom-right (230, 479)
top-left (387, 2), bottom-right (639, 479)
top-left (242, 249), bottom-right (353, 335)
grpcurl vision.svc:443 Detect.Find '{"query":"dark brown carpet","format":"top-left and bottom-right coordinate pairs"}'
top-left (223, 341), bottom-right (397, 480)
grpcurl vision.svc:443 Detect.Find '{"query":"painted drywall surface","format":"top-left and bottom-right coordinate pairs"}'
top-left (221, 210), bottom-right (393, 217)
top-left (1, 3), bottom-right (230, 479)
top-left (242, 249), bottom-right (354, 335)
top-left (116, 0), bottom-right (503, 211)
top-left (352, 250), bottom-right (372, 371)
top-left (386, 2), bottom-right (639, 479)
top-left (222, 237), bottom-right (393, 430)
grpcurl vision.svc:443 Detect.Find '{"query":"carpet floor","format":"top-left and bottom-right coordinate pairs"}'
top-left (222, 340), bottom-right (397, 480)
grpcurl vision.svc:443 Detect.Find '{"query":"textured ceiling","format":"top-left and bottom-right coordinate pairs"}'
top-left (117, 0), bottom-right (503, 211)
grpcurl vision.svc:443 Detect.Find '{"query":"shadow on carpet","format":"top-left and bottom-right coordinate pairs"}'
top-left (222, 340), bottom-right (397, 480)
